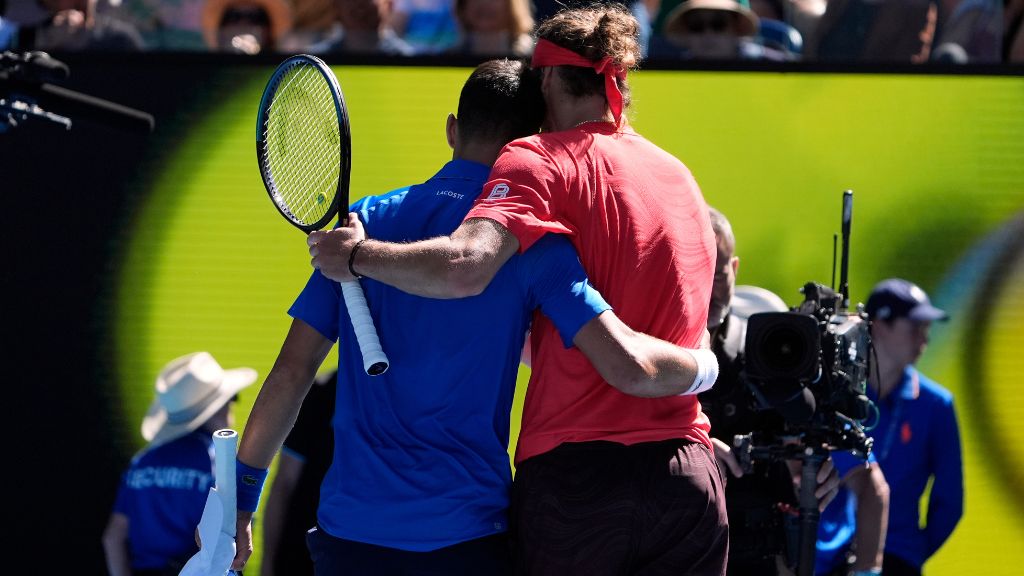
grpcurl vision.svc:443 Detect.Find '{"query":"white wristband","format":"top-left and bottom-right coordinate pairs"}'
top-left (680, 348), bottom-right (719, 395)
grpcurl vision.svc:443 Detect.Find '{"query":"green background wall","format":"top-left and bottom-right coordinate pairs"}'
top-left (80, 64), bottom-right (1024, 574)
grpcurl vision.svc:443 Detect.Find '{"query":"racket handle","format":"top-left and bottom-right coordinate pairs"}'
top-left (340, 280), bottom-right (390, 376)
top-left (213, 429), bottom-right (238, 538)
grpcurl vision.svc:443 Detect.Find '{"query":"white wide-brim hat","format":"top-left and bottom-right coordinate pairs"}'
top-left (664, 0), bottom-right (760, 38)
top-left (141, 351), bottom-right (257, 447)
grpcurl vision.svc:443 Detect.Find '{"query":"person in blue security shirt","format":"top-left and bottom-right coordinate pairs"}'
top-left (102, 352), bottom-right (257, 576)
top-left (862, 278), bottom-right (964, 576)
top-left (231, 59), bottom-right (717, 575)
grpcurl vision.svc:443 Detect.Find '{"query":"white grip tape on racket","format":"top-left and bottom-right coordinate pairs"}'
top-left (340, 280), bottom-right (390, 375)
top-left (212, 429), bottom-right (238, 537)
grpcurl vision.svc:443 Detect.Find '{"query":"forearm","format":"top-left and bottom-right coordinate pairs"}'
top-left (354, 236), bottom-right (482, 298)
top-left (353, 218), bottom-right (518, 299)
top-left (850, 467), bottom-right (889, 571)
top-left (101, 514), bottom-right (131, 576)
top-left (573, 312), bottom-right (712, 398)
top-left (102, 544), bottom-right (131, 576)
top-left (239, 366), bottom-right (318, 469)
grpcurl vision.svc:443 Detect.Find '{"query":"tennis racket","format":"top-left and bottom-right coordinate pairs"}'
top-left (256, 54), bottom-right (389, 376)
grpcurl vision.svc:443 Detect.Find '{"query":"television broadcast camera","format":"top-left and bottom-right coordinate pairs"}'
top-left (1, 50), bottom-right (153, 132)
top-left (730, 190), bottom-right (876, 576)
top-left (742, 279), bottom-right (874, 458)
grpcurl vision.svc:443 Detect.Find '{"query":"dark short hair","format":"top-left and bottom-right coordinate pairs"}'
top-left (457, 59), bottom-right (545, 146)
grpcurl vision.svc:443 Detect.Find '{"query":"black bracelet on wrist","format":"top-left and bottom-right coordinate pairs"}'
top-left (348, 239), bottom-right (366, 279)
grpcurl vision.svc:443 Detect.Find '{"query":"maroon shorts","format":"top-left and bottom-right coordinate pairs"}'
top-left (510, 439), bottom-right (728, 576)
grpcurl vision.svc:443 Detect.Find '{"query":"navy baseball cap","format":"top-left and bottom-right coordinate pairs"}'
top-left (865, 278), bottom-right (949, 322)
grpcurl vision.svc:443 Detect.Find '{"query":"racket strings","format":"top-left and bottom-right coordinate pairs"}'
top-left (261, 63), bottom-right (343, 227)
top-left (266, 68), bottom-right (337, 213)
top-left (266, 69), bottom-right (338, 221)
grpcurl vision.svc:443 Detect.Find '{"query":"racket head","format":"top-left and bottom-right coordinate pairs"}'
top-left (256, 54), bottom-right (351, 232)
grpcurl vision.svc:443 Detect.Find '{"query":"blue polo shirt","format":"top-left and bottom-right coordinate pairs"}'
top-left (289, 159), bottom-right (610, 552)
top-left (816, 449), bottom-right (876, 575)
top-left (112, 430), bottom-right (215, 570)
top-left (867, 366), bottom-right (964, 568)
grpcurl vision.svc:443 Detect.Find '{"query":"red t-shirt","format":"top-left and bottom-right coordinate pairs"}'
top-left (466, 123), bottom-right (716, 464)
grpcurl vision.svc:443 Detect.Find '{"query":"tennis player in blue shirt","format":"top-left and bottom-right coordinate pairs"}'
top-left (231, 59), bottom-right (716, 575)
top-left (863, 279), bottom-right (964, 576)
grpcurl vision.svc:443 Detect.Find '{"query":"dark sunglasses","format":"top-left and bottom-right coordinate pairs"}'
top-left (683, 10), bottom-right (735, 34)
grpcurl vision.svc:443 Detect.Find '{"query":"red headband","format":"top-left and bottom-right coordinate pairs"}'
top-left (531, 38), bottom-right (627, 124)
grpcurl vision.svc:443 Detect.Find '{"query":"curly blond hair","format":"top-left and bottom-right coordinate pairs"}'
top-left (535, 3), bottom-right (641, 107)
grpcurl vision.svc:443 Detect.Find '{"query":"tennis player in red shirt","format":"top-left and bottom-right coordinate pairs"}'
top-left (309, 5), bottom-right (726, 574)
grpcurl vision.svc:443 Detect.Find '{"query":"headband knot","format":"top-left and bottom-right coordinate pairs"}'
top-left (531, 38), bottom-right (627, 124)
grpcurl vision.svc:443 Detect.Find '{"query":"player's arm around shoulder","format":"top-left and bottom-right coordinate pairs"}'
top-left (572, 313), bottom-right (717, 398)
top-left (315, 213), bottom-right (520, 298)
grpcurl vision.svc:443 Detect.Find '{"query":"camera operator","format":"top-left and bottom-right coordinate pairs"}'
top-left (862, 279), bottom-right (963, 576)
top-left (699, 207), bottom-right (888, 576)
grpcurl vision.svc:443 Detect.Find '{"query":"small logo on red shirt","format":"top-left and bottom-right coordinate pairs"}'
top-left (901, 422), bottom-right (912, 444)
top-left (487, 183), bottom-right (509, 200)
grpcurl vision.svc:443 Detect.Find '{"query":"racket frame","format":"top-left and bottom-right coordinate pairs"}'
top-left (256, 55), bottom-right (389, 376)
top-left (255, 54), bottom-right (352, 233)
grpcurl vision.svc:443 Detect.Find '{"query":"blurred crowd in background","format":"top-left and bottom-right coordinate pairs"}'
top-left (1, 0), bottom-right (1021, 63)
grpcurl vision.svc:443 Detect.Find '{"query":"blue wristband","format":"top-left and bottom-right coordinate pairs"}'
top-left (236, 460), bottom-right (269, 513)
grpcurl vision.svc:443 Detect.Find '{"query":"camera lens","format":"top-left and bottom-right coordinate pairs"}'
top-left (759, 324), bottom-right (810, 373)
top-left (745, 312), bottom-right (820, 381)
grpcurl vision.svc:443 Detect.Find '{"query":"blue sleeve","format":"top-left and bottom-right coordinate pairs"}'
top-left (288, 270), bottom-right (341, 342)
top-left (925, 396), bottom-right (964, 557)
top-left (517, 234), bottom-right (611, 347)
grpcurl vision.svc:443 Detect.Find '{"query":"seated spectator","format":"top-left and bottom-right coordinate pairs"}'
top-left (630, 0), bottom-right (661, 57)
top-left (1009, 0), bottom-right (1024, 62)
top-left (931, 0), bottom-right (1000, 63)
top-left (118, 0), bottom-right (208, 51)
top-left (30, 0), bottom-right (144, 51)
top-left (758, 17), bottom-right (802, 57)
top-left (389, 0), bottom-right (458, 54)
top-left (201, 0), bottom-right (291, 54)
top-left (786, 0), bottom-right (826, 42)
top-left (448, 0), bottom-right (532, 57)
top-left (805, 0), bottom-right (939, 63)
top-left (535, 1), bottom-right (659, 57)
top-left (652, 0), bottom-right (789, 60)
top-left (749, 0), bottom-right (803, 57)
top-left (0, 15), bottom-right (18, 49)
top-left (313, 0), bottom-right (413, 55)
top-left (276, 0), bottom-right (337, 52)
top-left (747, 0), bottom-right (823, 42)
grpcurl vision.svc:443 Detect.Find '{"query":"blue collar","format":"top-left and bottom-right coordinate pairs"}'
top-left (897, 366), bottom-right (920, 400)
top-left (431, 159), bottom-right (492, 183)
top-left (869, 365), bottom-right (920, 403)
